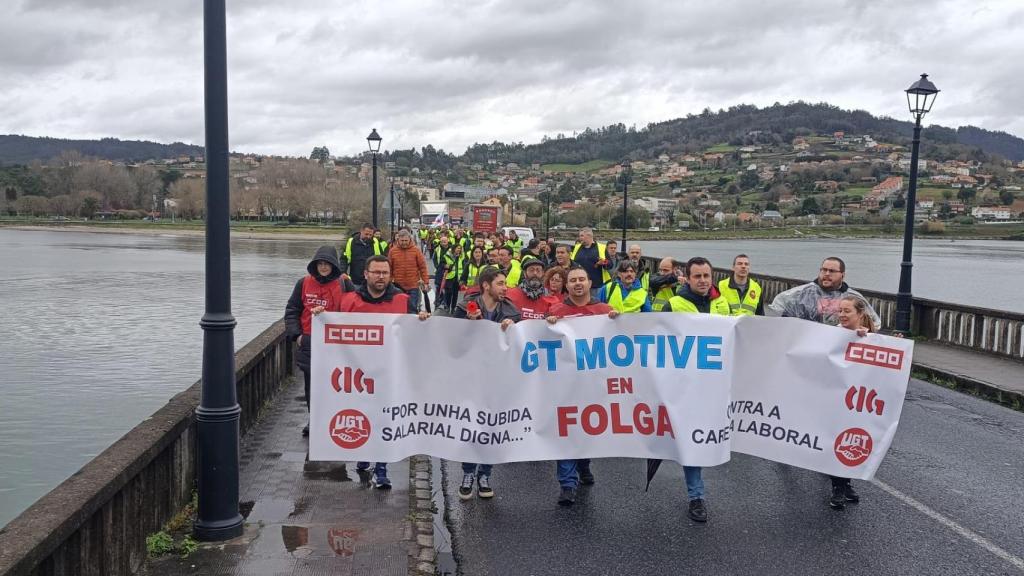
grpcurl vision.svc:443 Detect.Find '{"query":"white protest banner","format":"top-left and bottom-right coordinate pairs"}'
top-left (730, 316), bottom-right (912, 478)
top-left (310, 312), bottom-right (913, 480)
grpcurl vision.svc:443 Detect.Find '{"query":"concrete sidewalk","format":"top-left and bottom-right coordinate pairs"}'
top-left (141, 377), bottom-right (435, 576)
top-left (912, 340), bottom-right (1024, 410)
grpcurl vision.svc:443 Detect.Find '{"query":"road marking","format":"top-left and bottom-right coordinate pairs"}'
top-left (874, 479), bottom-right (1024, 572)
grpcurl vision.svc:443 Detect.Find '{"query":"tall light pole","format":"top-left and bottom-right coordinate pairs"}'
top-left (895, 73), bottom-right (939, 335)
top-left (620, 161), bottom-right (631, 253)
top-left (389, 180), bottom-right (396, 239)
top-left (509, 193), bottom-right (518, 226)
top-left (367, 128), bottom-right (382, 227)
top-left (194, 0), bottom-right (242, 542)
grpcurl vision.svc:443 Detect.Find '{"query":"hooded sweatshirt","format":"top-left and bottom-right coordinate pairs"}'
top-left (285, 245), bottom-right (352, 340)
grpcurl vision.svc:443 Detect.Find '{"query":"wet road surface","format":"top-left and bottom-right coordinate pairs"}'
top-left (442, 378), bottom-right (1024, 575)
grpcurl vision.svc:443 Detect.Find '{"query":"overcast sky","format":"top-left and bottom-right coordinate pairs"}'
top-left (2, 0), bottom-right (1022, 157)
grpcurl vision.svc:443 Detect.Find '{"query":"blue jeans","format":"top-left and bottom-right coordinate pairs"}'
top-left (357, 462), bottom-right (387, 476)
top-left (462, 463), bottom-right (493, 476)
top-left (556, 458), bottom-right (590, 489)
top-left (684, 466), bottom-right (704, 500)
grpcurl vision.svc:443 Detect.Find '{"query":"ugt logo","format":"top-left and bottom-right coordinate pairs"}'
top-left (324, 324), bottom-right (384, 345)
top-left (844, 386), bottom-right (885, 415)
top-left (834, 427), bottom-right (873, 467)
top-left (329, 409), bottom-right (371, 449)
top-left (845, 342), bottom-right (904, 370)
top-left (331, 367), bottom-right (375, 394)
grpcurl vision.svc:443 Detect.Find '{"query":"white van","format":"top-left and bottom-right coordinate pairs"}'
top-left (501, 226), bottom-right (535, 244)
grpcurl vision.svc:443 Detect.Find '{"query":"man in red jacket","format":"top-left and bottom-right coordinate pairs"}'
top-left (545, 266), bottom-right (619, 506)
top-left (285, 246), bottom-right (354, 437)
top-left (315, 255), bottom-right (429, 489)
top-left (505, 258), bottom-right (549, 320)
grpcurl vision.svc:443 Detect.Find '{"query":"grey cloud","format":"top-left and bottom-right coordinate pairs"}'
top-left (2, 0), bottom-right (1023, 156)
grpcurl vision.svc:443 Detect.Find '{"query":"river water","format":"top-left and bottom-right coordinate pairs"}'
top-left (0, 229), bottom-right (1021, 527)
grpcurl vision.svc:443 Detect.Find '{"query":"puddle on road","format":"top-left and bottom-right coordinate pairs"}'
top-left (431, 457), bottom-right (458, 576)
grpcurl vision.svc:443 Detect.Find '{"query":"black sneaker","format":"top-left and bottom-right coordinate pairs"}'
top-left (356, 467), bottom-right (372, 486)
top-left (301, 425), bottom-right (309, 437)
top-left (843, 483), bottom-right (860, 504)
top-left (829, 485), bottom-right (846, 510)
top-left (557, 487), bottom-right (576, 506)
top-left (458, 473), bottom-right (475, 501)
top-left (578, 463), bottom-right (595, 486)
top-left (477, 474), bottom-right (494, 499)
top-left (687, 499), bottom-right (708, 522)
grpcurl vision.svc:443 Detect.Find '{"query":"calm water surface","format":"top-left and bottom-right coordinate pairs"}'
top-left (0, 229), bottom-right (1021, 526)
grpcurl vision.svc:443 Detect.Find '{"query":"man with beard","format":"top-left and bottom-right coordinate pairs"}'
top-left (453, 266), bottom-right (520, 500)
top-left (505, 258), bottom-right (550, 319)
top-left (327, 255), bottom-right (429, 489)
top-left (767, 256), bottom-right (879, 327)
top-left (596, 259), bottom-right (652, 313)
top-left (767, 256), bottom-right (880, 509)
top-left (626, 244), bottom-right (650, 290)
top-left (545, 266), bottom-right (620, 506)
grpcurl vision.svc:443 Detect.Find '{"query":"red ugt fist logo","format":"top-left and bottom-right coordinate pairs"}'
top-left (834, 427), bottom-right (873, 467)
top-left (329, 409), bottom-right (371, 449)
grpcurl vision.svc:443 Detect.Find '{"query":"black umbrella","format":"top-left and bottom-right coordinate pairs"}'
top-left (645, 458), bottom-right (663, 491)
top-left (422, 286), bottom-right (432, 314)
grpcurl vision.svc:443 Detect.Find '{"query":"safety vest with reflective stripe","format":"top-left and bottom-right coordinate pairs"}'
top-left (666, 294), bottom-right (731, 315)
top-left (344, 237), bottom-right (384, 263)
top-left (570, 242), bottom-right (612, 283)
top-left (504, 259), bottom-right (522, 287)
top-left (603, 281), bottom-right (649, 314)
top-left (651, 284), bottom-right (676, 312)
top-left (717, 277), bottom-right (762, 316)
top-left (465, 261), bottom-right (486, 287)
top-left (444, 254), bottom-right (465, 281)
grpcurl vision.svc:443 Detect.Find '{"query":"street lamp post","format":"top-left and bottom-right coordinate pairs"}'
top-left (194, 0), bottom-right (242, 542)
top-left (389, 181), bottom-right (396, 239)
top-left (620, 161), bottom-right (630, 253)
top-left (367, 129), bottom-right (382, 228)
top-left (895, 73), bottom-right (939, 336)
top-left (509, 193), bottom-right (518, 226)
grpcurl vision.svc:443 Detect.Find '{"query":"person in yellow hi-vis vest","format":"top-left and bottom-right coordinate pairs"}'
top-left (661, 256), bottom-right (727, 524)
top-left (717, 254), bottom-right (764, 316)
top-left (341, 223), bottom-right (386, 286)
top-left (596, 260), bottom-right (652, 313)
top-left (498, 246), bottom-right (522, 287)
top-left (570, 227), bottom-right (612, 292)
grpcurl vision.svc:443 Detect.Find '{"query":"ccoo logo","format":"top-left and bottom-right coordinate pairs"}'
top-left (324, 324), bottom-right (384, 345)
top-left (845, 342), bottom-right (904, 370)
top-left (329, 409), bottom-right (371, 449)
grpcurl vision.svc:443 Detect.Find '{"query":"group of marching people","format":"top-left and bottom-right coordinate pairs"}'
top-left (285, 223), bottom-right (887, 522)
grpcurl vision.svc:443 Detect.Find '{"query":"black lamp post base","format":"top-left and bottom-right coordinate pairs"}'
top-left (194, 515), bottom-right (244, 541)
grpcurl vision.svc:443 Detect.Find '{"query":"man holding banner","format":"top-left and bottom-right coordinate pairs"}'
top-left (767, 257), bottom-right (885, 509)
top-left (546, 266), bottom-right (620, 506)
top-left (331, 255), bottom-right (430, 489)
top-left (453, 266), bottom-right (521, 500)
top-left (660, 256), bottom-right (729, 523)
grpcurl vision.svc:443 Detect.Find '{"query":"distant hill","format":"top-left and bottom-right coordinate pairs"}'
top-left (0, 135), bottom-right (204, 165)
top-left (461, 102), bottom-right (1024, 165)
